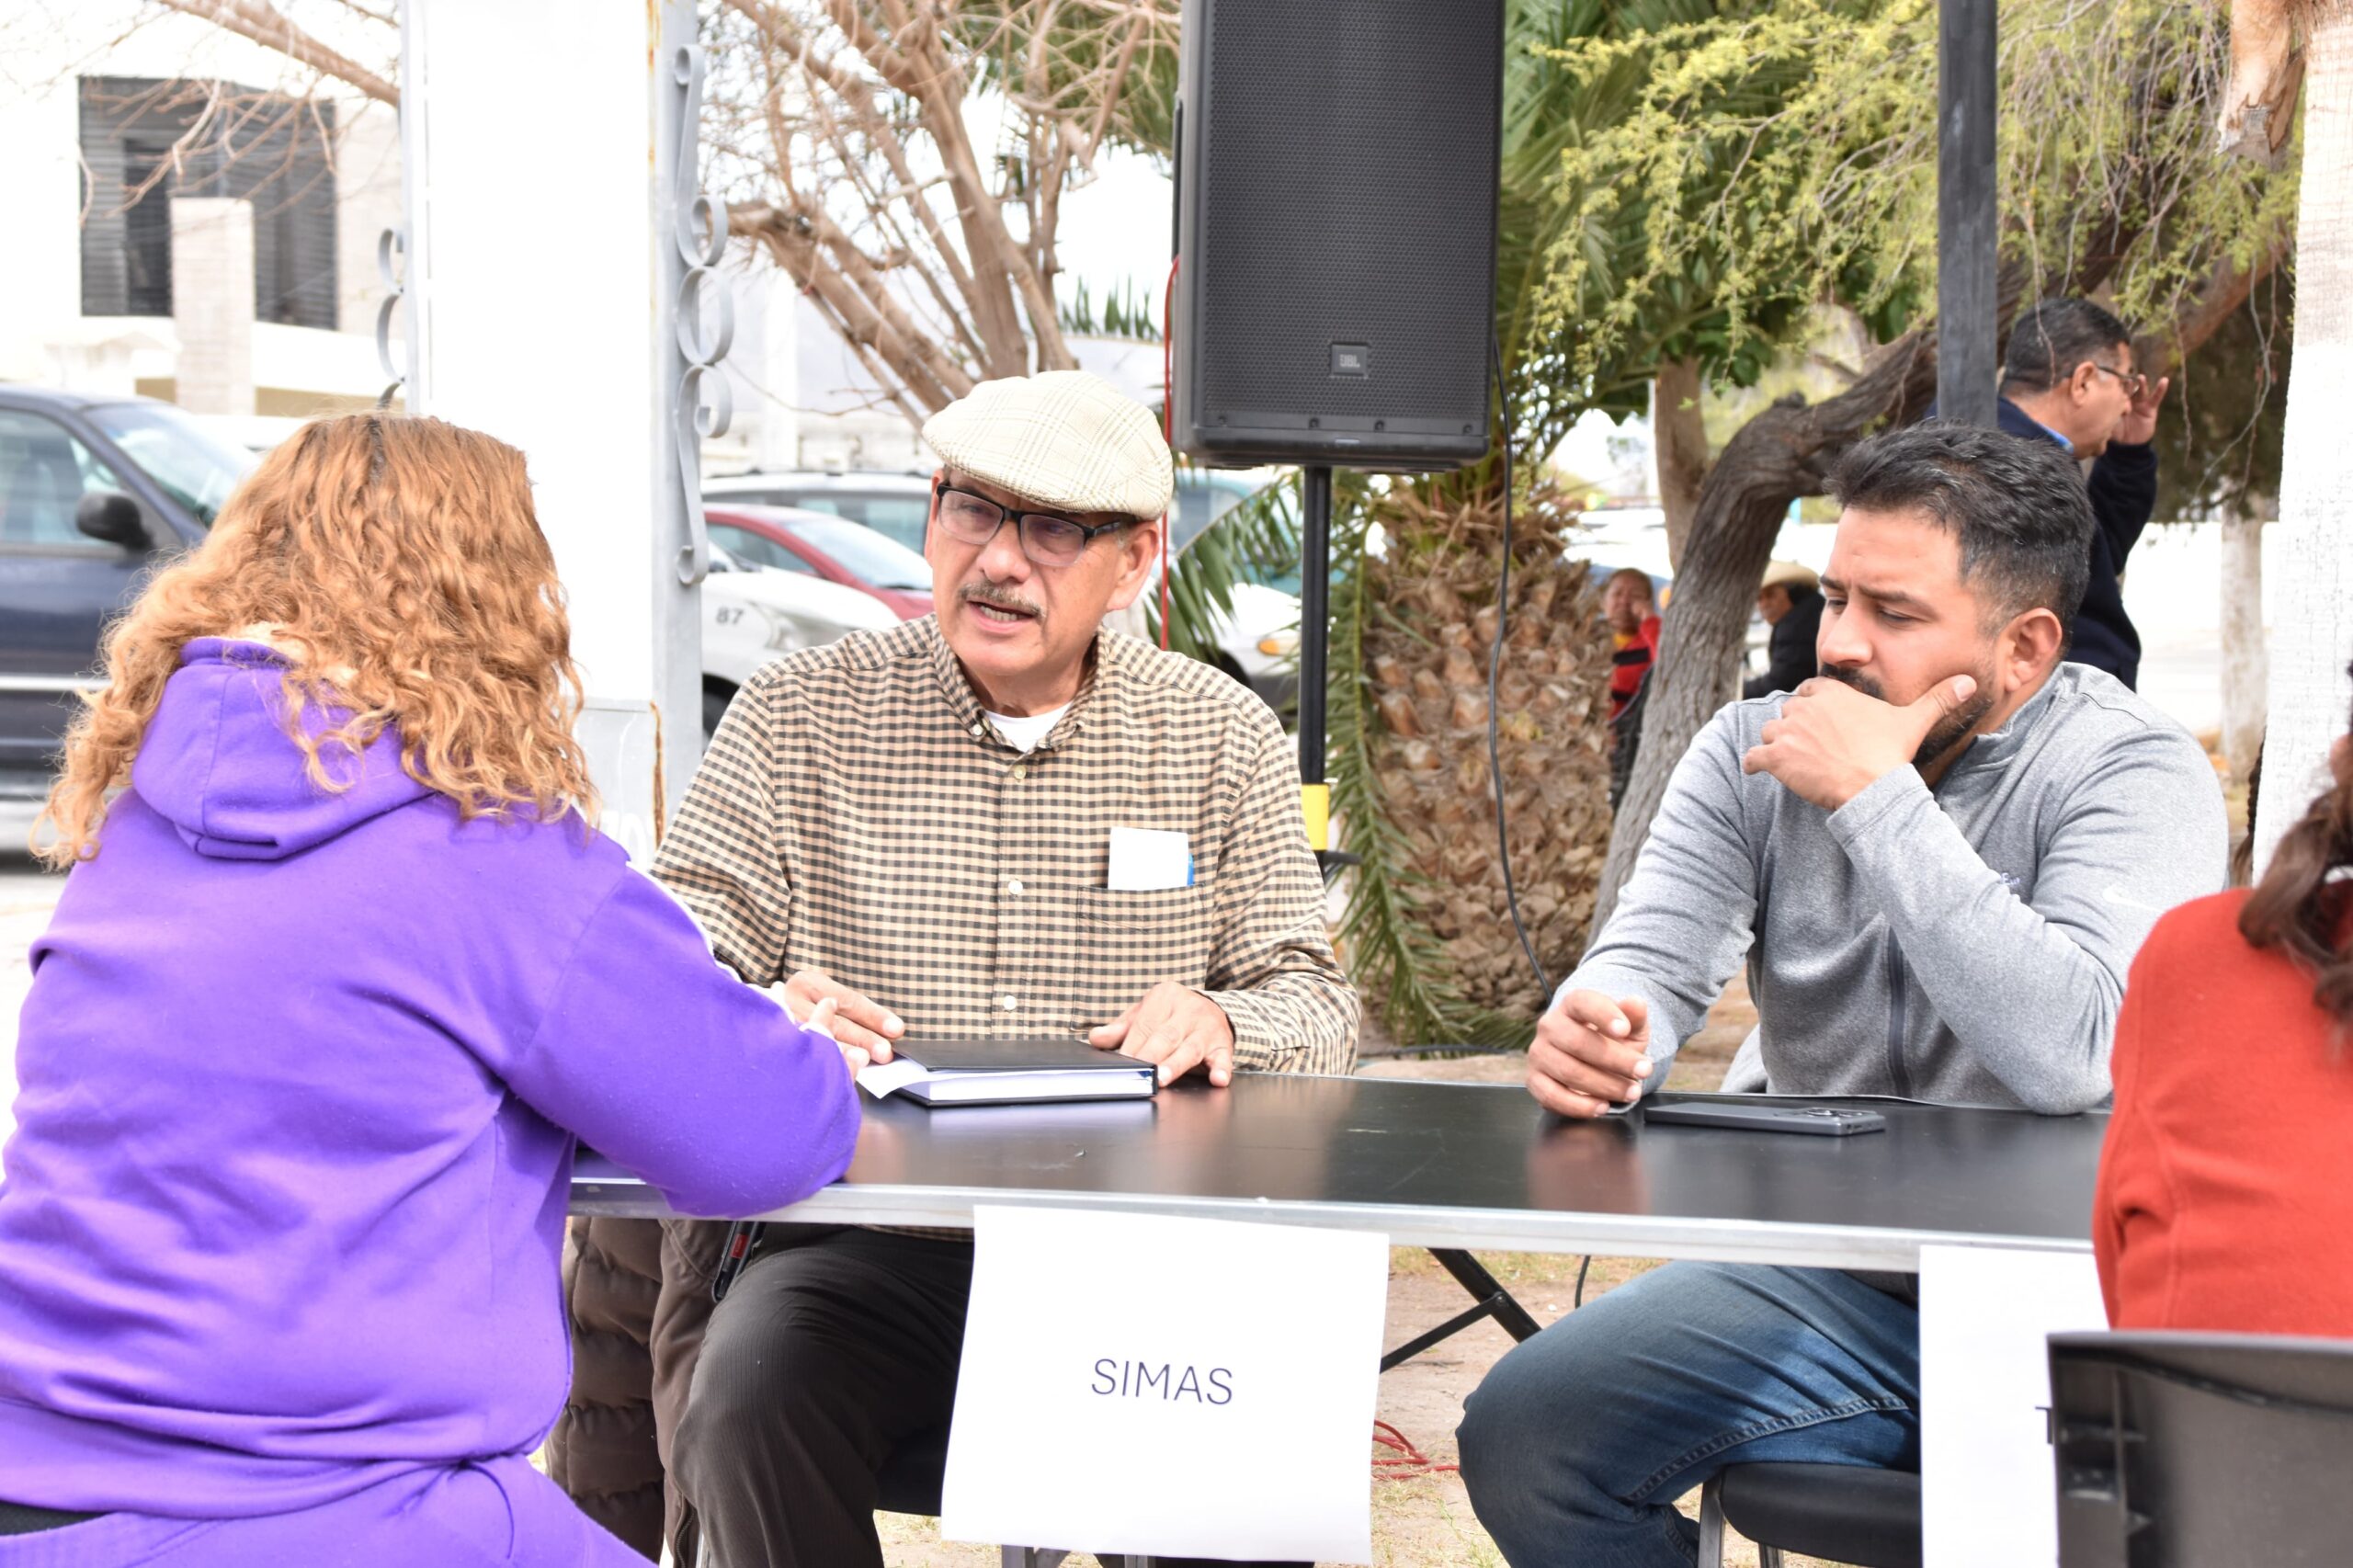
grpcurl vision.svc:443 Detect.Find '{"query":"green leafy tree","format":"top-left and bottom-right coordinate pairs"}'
top-left (1565, 0), bottom-right (2300, 933)
top-left (1323, 0), bottom-right (1871, 1046)
top-left (2151, 271), bottom-right (2291, 523)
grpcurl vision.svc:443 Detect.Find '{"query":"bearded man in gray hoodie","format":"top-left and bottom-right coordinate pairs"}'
top-left (1456, 421), bottom-right (2226, 1568)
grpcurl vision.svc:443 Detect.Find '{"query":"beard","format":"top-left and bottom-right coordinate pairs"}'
top-left (1821, 664), bottom-right (1997, 767)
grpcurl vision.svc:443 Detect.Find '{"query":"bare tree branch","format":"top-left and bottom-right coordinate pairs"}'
top-left (1079, 13), bottom-right (1150, 166)
top-left (151, 0), bottom-right (397, 105)
top-left (171, 0), bottom-right (1178, 423)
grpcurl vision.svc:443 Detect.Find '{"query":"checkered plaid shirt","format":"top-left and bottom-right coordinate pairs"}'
top-left (653, 616), bottom-right (1358, 1080)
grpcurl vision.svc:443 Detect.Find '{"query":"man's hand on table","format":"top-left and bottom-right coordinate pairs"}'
top-left (1090, 982), bottom-right (1237, 1086)
top-left (788, 996), bottom-right (872, 1077)
top-left (1529, 990), bottom-right (1653, 1119)
top-left (1741, 675), bottom-right (1978, 812)
top-left (775, 968), bottom-right (904, 1062)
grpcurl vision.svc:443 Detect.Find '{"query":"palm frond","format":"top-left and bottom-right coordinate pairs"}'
top-left (1144, 470), bottom-right (1302, 665)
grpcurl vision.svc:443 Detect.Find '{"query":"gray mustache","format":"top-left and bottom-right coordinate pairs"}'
top-left (960, 584), bottom-right (1042, 618)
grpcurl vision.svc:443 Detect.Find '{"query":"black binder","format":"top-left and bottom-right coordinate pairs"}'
top-left (871, 1038), bottom-right (1160, 1107)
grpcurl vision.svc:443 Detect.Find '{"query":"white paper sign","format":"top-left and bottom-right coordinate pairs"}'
top-left (941, 1204), bottom-right (1389, 1563)
top-left (1920, 1244), bottom-right (2109, 1568)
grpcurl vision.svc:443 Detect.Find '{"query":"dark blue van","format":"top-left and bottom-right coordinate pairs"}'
top-left (0, 389), bottom-right (254, 805)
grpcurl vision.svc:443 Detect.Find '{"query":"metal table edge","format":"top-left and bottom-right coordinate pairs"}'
top-left (566, 1175), bottom-right (2091, 1273)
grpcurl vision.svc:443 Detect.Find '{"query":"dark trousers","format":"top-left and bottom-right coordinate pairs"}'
top-left (670, 1227), bottom-right (1307, 1568)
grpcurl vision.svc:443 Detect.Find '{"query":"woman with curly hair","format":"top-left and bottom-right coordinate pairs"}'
top-left (0, 414), bottom-right (861, 1565)
top-left (2097, 658), bottom-right (2353, 1335)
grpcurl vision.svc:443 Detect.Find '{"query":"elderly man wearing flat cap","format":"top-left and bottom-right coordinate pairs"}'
top-left (603, 371), bottom-right (1357, 1568)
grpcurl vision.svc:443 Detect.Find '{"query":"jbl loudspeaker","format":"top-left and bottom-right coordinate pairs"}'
top-left (1170, 0), bottom-right (1503, 472)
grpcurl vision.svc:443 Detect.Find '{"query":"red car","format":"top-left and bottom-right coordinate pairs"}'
top-left (704, 504), bottom-right (935, 619)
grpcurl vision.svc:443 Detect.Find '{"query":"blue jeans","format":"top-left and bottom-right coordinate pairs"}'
top-left (1456, 1262), bottom-right (1920, 1568)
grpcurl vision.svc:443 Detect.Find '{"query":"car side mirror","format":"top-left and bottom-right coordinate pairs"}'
top-left (74, 490), bottom-right (151, 550)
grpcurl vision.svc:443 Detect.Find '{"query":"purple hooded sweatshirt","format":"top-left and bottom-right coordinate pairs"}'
top-left (0, 639), bottom-right (860, 1517)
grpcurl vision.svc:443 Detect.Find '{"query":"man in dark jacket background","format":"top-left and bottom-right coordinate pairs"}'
top-left (1988, 297), bottom-right (2171, 689)
top-left (1743, 559), bottom-right (1824, 699)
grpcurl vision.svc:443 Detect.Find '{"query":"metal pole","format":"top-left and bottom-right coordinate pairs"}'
top-left (1936, 0), bottom-right (1998, 426)
top-left (657, 0), bottom-right (724, 803)
top-left (1297, 465), bottom-right (1333, 790)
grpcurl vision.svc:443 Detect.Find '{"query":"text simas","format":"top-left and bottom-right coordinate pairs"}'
top-left (1090, 1359), bottom-right (1233, 1404)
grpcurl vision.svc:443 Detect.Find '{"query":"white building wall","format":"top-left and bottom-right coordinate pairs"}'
top-left (0, 2), bottom-right (394, 410)
top-left (334, 99), bottom-right (405, 347)
top-left (0, 37), bottom-right (97, 388)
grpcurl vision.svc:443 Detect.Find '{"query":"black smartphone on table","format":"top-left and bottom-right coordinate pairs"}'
top-left (1640, 1101), bottom-right (1887, 1136)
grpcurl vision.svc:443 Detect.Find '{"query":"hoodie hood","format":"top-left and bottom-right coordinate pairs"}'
top-left (129, 638), bottom-right (433, 860)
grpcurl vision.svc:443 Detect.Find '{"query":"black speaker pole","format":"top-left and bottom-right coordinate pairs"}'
top-left (1937, 0), bottom-right (1998, 426)
top-left (1298, 464), bottom-right (1333, 793)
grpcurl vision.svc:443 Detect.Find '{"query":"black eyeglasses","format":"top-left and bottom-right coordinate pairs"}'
top-left (931, 481), bottom-right (1127, 568)
top-left (2088, 363), bottom-right (2148, 398)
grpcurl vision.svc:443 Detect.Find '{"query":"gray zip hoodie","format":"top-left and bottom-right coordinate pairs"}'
top-left (1572, 663), bottom-right (2227, 1114)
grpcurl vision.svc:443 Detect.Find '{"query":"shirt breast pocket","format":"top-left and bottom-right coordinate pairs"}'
top-left (1077, 884), bottom-right (1218, 996)
top-left (1054, 885), bottom-right (1218, 1031)
top-left (1080, 883), bottom-right (1210, 934)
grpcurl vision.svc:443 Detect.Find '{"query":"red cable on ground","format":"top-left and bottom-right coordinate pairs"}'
top-left (1371, 1419), bottom-right (1460, 1479)
top-left (1159, 256), bottom-right (1178, 650)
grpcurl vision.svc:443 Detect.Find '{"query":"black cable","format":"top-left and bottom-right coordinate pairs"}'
top-left (1574, 1254), bottom-right (1593, 1310)
top-left (1487, 329), bottom-right (1552, 1000)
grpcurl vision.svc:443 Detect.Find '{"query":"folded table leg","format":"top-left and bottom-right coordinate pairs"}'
top-left (1381, 1248), bottom-right (1543, 1371)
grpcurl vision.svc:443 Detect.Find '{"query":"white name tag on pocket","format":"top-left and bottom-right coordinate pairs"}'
top-left (1106, 826), bottom-right (1192, 891)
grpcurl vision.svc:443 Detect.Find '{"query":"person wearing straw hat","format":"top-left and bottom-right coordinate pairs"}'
top-left (550, 370), bottom-right (1356, 1568)
top-left (1744, 559), bottom-right (1825, 699)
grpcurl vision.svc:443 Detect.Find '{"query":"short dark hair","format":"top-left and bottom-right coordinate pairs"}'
top-left (2000, 297), bottom-right (2132, 394)
top-left (1605, 566), bottom-right (1654, 602)
top-left (1827, 422), bottom-right (2093, 632)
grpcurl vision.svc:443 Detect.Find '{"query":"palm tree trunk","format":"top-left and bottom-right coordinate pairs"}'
top-left (2252, 7), bottom-right (2353, 868)
top-left (2219, 510), bottom-right (2268, 787)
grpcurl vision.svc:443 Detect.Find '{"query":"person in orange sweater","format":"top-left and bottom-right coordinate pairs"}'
top-left (2096, 665), bottom-right (2353, 1335)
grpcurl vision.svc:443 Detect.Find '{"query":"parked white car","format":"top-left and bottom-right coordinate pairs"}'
top-left (700, 544), bottom-right (897, 733)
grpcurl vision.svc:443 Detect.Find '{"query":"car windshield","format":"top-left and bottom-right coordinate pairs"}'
top-left (778, 514), bottom-right (932, 591)
top-left (767, 490), bottom-right (931, 553)
top-left (85, 402), bottom-right (256, 527)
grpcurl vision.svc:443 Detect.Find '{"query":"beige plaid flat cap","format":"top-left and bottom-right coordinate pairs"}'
top-left (922, 370), bottom-right (1174, 521)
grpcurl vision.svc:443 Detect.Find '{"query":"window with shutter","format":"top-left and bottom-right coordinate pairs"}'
top-left (120, 139), bottom-right (176, 317)
top-left (78, 76), bottom-right (338, 331)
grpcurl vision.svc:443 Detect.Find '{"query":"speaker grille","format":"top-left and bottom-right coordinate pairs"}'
top-left (1188, 0), bottom-right (1500, 454)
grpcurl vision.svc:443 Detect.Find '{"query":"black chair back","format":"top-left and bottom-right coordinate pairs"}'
top-left (2049, 1331), bottom-right (2353, 1568)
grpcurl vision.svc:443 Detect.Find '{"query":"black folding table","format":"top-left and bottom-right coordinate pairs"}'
top-left (569, 1075), bottom-right (2104, 1357)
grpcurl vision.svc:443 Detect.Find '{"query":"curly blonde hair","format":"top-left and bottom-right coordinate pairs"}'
top-left (38, 413), bottom-right (597, 867)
